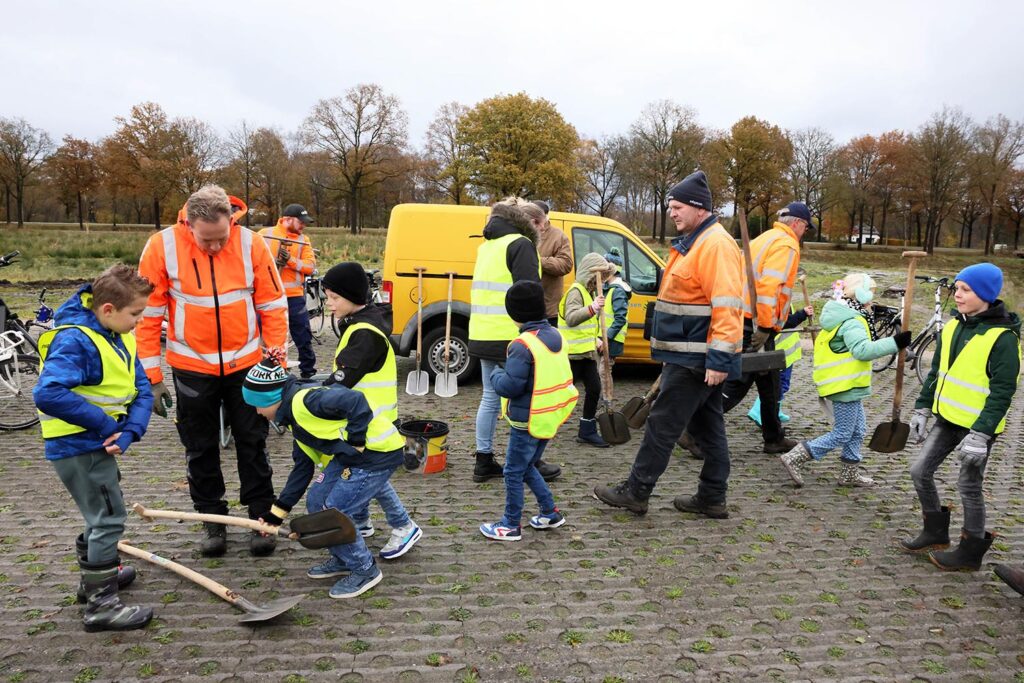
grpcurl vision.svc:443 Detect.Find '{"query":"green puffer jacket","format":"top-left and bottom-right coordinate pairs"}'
top-left (915, 301), bottom-right (1021, 436)
top-left (818, 299), bottom-right (899, 402)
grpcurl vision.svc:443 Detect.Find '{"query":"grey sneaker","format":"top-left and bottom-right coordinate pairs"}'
top-left (780, 442), bottom-right (814, 487)
top-left (838, 462), bottom-right (875, 487)
top-left (380, 522), bottom-right (422, 560)
top-left (356, 520), bottom-right (375, 538)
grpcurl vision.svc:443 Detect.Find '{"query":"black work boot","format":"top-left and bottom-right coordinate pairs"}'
top-left (76, 534), bottom-right (135, 603)
top-left (672, 495), bottom-right (729, 519)
top-left (81, 560), bottom-right (153, 633)
top-left (898, 507), bottom-right (951, 554)
top-left (677, 431), bottom-right (702, 460)
top-left (592, 482), bottom-right (648, 515)
top-left (994, 564), bottom-right (1024, 596)
top-left (249, 530), bottom-right (277, 557)
top-left (472, 452), bottom-right (504, 483)
top-left (763, 436), bottom-right (798, 454)
top-left (536, 460), bottom-right (562, 482)
top-left (929, 531), bottom-right (993, 572)
top-left (200, 522), bottom-right (227, 557)
top-left (576, 418), bottom-right (610, 448)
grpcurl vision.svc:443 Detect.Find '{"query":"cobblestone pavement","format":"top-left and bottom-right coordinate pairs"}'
top-left (1, 330), bottom-right (1022, 683)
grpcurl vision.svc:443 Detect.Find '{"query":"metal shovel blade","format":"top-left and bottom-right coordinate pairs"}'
top-left (597, 407), bottom-right (631, 445)
top-left (236, 593), bottom-right (307, 624)
top-left (620, 396), bottom-right (645, 421)
top-left (434, 370), bottom-right (457, 397)
top-left (868, 419), bottom-right (910, 454)
top-left (291, 527), bottom-right (354, 549)
top-left (406, 370), bottom-right (429, 396)
top-left (288, 508), bottom-right (356, 546)
top-left (624, 402), bottom-right (653, 430)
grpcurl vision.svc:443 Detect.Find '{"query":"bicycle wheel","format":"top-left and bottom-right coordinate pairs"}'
top-left (0, 353), bottom-right (41, 430)
top-left (914, 333), bottom-right (937, 384)
top-left (871, 320), bottom-right (900, 372)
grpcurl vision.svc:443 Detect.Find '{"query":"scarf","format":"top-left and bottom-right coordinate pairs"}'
top-left (843, 297), bottom-right (877, 341)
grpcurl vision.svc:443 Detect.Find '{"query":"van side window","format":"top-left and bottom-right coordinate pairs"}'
top-left (624, 241), bottom-right (659, 294)
top-left (570, 228), bottom-right (625, 273)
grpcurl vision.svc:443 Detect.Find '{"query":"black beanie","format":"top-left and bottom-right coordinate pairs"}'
top-left (505, 280), bottom-right (547, 323)
top-left (667, 170), bottom-right (713, 212)
top-left (322, 262), bottom-right (369, 305)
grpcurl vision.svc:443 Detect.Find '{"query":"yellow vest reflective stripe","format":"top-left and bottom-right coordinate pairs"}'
top-left (501, 331), bottom-right (579, 438)
top-left (775, 330), bottom-right (802, 368)
top-left (331, 322), bottom-right (405, 452)
top-left (812, 317), bottom-right (871, 397)
top-left (290, 387), bottom-right (341, 469)
top-left (37, 325), bottom-right (139, 438)
top-left (932, 320), bottom-right (1019, 434)
top-left (469, 233), bottom-right (527, 342)
top-left (558, 282), bottom-right (597, 354)
top-left (603, 286), bottom-right (627, 345)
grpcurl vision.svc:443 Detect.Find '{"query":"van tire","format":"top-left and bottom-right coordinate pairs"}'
top-left (421, 325), bottom-right (478, 384)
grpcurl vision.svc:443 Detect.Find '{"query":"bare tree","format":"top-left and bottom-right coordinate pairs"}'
top-left (576, 136), bottom-right (625, 216)
top-left (49, 135), bottom-right (98, 230)
top-left (909, 107), bottom-right (973, 253)
top-left (226, 121), bottom-right (258, 226)
top-left (788, 127), bottom-right (838, 239)
top-left (174, 117), bottom-right (222, 195)
top-left (423, 102), bottom-right (471, 205)
top-left (973, 115), bottom-right (1024, 255)
top-left (0, 117), bottom-right (54, 227)
top-left (250, 128), bottom-right (292, 225)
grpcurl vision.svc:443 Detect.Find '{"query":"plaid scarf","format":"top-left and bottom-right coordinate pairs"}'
top-left (843, 297), bottom-right (878, 341)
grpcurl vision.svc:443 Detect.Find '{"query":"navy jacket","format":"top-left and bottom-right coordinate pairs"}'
top-left (33, 285), bottom-right (153, 460)
top-left (490, 320), bottom-right (563, 427)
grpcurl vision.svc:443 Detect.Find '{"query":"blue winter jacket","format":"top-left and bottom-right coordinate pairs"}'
top-left (33, 285), bottom-right (154, 460)
top-left (490, 320), bottom-right (564, 427)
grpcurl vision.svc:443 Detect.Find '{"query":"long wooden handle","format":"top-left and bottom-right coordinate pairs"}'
top-left (131, 503), bottom-right (295, 540)
top-left (118, 541), bottom-right (242, 608)
top-left (737, 207), bottom-right (759, 331)
top-left (892, 255), bottom-right (924, 419)
top-left (645, 374), bottom-right (662, 400)
top-left (443, 272), bottom-right (454, 364)
top-left (595, 271), bottom-right (613, 402)
top-left (798, 274), bottom-right (818, 343)
top-left (415, 268), bottom-right (425, 366)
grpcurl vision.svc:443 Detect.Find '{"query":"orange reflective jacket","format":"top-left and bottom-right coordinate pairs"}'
top-left (650, 216), bottom-right (744, 377)
top-left (742, 222), bottom-right (801, 331)
top-left (137, 197), bottom-right (289, 383)
top-left (258, 221), bottom-right (316, 298)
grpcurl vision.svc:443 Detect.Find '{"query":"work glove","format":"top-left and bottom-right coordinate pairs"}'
top-left (749, 328), bottom-right (771, 352)
top-left (893, 331), bottom-right (912, 350)
top-left (261, 501), bottom-right (291, 527)
top-left (151, 381), bottom-right (173, 418)
top-left (956, 430), bottom-right (992, 468)
top-left (909, 408), bottom-right (931, 444)
top-left (275, 243), bottom-right (290, 269)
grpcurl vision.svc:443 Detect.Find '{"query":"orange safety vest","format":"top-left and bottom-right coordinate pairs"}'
top-left (136, 196), bottom-right (289, 383)
top-left (258, 221), bottom-right (316, 298)
top-left (650, 218), bottom-right (744, 376)
top-left (742, 222), bottom-right (801, 331)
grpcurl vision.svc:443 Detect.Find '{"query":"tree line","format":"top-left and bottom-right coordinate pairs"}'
top-left (1, 84), bottom-right (1022, 255)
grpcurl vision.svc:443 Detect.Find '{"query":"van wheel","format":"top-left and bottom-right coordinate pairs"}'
top-left (422, 326), bottom-right (477, 384)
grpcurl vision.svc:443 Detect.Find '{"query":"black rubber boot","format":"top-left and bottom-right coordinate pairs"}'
top-left (472, 452), bottom-right (504, 483)
top-left (81, 559), bottom-right (153, 633)
top-left (200, 522), bottom-right (227, 557)
top-left (592, 482), bottom-right (648, 515)
top-left (576, 418), bottom-right (610, 448)
top-left (677, 431), bottom-right (702, 460)
top-left (994, 564), bottom-right (1024, 596)
top-left (76, 534), bottom-right (136, 603)
top-left (929, 531), bottom-right (993, 572)
top-left (898, 507), bottom-right (951, 554)
top-left (536, 460), bottom-right (562, 482)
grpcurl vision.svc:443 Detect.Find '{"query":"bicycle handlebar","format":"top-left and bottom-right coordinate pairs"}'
top-left (0, 250), bottom-right (20, 266)
top-left (914, 275), bottom-right (953, 287)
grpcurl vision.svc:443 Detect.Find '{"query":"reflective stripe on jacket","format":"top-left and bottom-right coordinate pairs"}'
top-left (136, 196), bottom-right (289, 383)
top-left (332, 322), bottom-right (404, 452)
top-left (775, 329), bottom-right (802, 368)
top-left (469, 233), bottom-right (527, 343)
top-left (812, 317), bottom-right (871, 397)
top-left (37, 325), bottom-right (138, 438)
top-left (932, 319), bottom-right (1020, 434)
top-left (501, 330), bottom-right (579, 439)
top-left (741, 222), bottom-right (800, 331)
top-left (558, 282), bottom-right (598, 354)
top-left (259, 222), bottom-right (315, 298)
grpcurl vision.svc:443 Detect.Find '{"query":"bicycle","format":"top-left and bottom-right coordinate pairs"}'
top-left (304, 273), bottom-right (327, 342)
top-left (0, 330), bottom-right (41, 430)
top-left (0, 251), bottom-right (44, 357)
top-left (871, 275), bottom-right (955, 383)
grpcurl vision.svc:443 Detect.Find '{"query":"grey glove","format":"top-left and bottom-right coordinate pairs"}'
top-left (956, 430), bottom-right (991, 468)
top-left (749, 329), bottom-right (770, 352)
top-left (151, 381), bottom-right (173, 418)
top-left (909, 408), bottom-right (931, 444)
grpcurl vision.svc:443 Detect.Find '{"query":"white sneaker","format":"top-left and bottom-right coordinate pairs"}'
top-left (357, 520), bottom-right (375, 538)
top-left (380, 522), bottom-right (422, 560)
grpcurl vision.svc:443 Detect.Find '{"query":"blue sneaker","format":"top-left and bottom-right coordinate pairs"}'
top-left (479, 522), bottom-right (522, 541)
top-left (380, 522), bottom-right (422, 560)
top-left (329, 563), bottom-right (383, 599)
top-left (356, 520), bottom-right (375, 538)
top-left (529, 509), bottom-right (566, 530)
top-left (306, 556), bottom-right (350, 580)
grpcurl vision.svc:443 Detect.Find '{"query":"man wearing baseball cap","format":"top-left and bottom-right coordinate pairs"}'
top-left (260, 204), bottom-right (318, 378)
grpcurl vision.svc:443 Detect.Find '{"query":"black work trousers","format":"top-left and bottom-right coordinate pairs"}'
top-left (172, 368), bottom-right (274, 519)
top-left (721, 326), bottom-right (784, 444)
top-left (569, 358), bottom-right (602, 420)
top-left (627, 363), bottom-right (730, 504)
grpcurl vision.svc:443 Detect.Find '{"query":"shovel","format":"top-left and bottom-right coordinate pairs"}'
top-left (117, 541), bottom-right (305, 624)
top-left (131, 503), bottom-right (356, 549)
top-left (799, 273), bottom-right (832, 420)
top-left (406, 267), bottom-right (429, 395)
top-left (737, 207), bottom-right (786, 373)
top-left (434, 272), bottom-right (458, 397)
top-left (595, 271), bottom-right (631, 445)
top-left (868, 250), bottom-right (928, 453)
top-left (621, 374), bottom-right (661, 429)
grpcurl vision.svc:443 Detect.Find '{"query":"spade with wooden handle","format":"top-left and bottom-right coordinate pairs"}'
top-left (868, 250), bottom-right (928, 453)
top-left (621, 373), bottom-right (661, 429)
top-left (595, 271), bottom-right (630, 444)
top-left (434, 272), bottom-right (458, 397)
top-left (406, 267), bottom-right (429, 395)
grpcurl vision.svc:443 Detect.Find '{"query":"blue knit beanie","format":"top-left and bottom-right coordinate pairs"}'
top-left (604, 247), bottom-right (623, 268)
top-left (956, 263), bottom-right (1003, 304)
top-left (242, 359), bottom-right (288, 407)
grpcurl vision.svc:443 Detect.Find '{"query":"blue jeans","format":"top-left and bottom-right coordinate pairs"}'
top-left (351, 481), bottom-right (411, 529)
top-left (501, 428), bottom-right (555, 528)
top-left (780, 365), bottom-right (792, 398)
top-left (807, 399), bottom-right (867, 463)
top-left (306, 460), bottom-right (399, 572)
top-left (287, 295), bottom-right (316, 377)
top-left (476, 359), bottom-right (503, 454)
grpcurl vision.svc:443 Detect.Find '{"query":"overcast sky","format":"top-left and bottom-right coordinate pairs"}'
top-left (4, 0), bottom-right (1023, 148)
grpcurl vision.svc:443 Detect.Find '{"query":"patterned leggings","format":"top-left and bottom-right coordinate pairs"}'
top-left (806, 399), bottom-right (867, 463)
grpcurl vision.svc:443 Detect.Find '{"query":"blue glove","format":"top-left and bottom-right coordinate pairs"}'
top-left (909, 408), bottom-right (931, 444)
top-left (956, 430), bottom-right (991, 468)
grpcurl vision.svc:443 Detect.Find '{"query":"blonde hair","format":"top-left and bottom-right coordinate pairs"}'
top-left (91, 264), bottom-right (154, 310)
top-left (186, 185), bottom-right (232, 224)
top-left (841, 273), bottom-right (876, 300)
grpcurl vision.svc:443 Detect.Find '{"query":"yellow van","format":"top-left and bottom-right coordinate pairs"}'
top-left (381, 203), bottom-right (666, 382)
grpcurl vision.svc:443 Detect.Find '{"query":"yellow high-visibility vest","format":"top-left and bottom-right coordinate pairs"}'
top-left (812, 317), bottom-right (871, 398)
top-left (331, 322), bottom-right (404, 453)
top-left (501, 331), bottom-right (579, 439)
top-left (603, 285), bottom-right (627, 345)
top-left (558, 282), bottom-right (598, 354)
top-left (469, 233), bottom-right (527, 342)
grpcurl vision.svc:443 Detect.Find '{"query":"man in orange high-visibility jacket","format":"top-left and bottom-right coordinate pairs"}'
top-left (259, 203), bottom-right (317, 378)
top-left (137, 185), bottom-right (289, 558)
top-left (720, 201), bottom-right (813, 453)
top-left (594, 171), bottom-right (744, 519)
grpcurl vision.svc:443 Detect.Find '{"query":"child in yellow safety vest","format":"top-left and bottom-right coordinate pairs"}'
top-left (480, 281), bottom-right (579, 541)
top-left (779, 273), bottom-right (910, 488)
top-left (33, 264), bottom-right (156, 632)
top-left (899, 263), bottom-right (1020, 573)
top-left (602, 248), bottom-right (632, 361)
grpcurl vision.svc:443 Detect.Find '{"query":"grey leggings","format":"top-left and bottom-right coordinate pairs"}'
top-left (52, 451), bottom-right (126, 564)
top-left (908, 420), bottom-right (989, 538)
